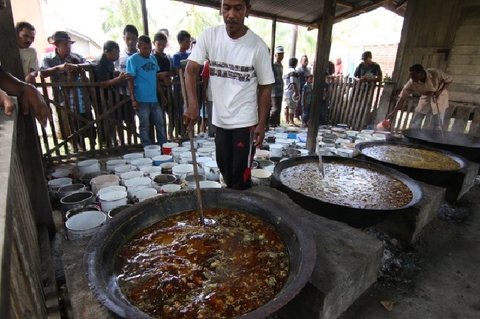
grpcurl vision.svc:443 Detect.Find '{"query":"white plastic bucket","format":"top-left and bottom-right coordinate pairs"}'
top-left (90, 174), bottom-right (120, 194)
top-left (144, 145), bottom-right (161, 158)
top-left (160, 184), bottom-right (181, 193)
top-left (97, 185), bottom-right (127, 197)
top-left (77, 159), bottom-right (101, 175)
top-left (130, 157), bottom-right (153, 168)
top-left (48, 177), bottom-right (73, 191)
top-left (122, 152), bottom-right (144, 163)
top-left (133, 188), bottom-right (158, 202)
top-left (172, 164), bottom-right (194, 181)
top-left (204, 161), bottom-right (220, 181)
top-left (99, 191), bottom-right (128, 212)
top-left (152, 155), bottom-right (174, 166)
top-left (251, 169), bottom-right (272, 186)
top-left (120, 171), bottom-right (144, 184)
top-left (65, 210), bottom-right (106, 240)
top-left (106, 159), bottom-right (128, 173)
top-left (114, 164), bottom-right (136, 176)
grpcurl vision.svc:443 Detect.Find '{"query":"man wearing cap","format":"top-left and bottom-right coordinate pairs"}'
top-left (269, 45), bottom-right (284, 127)
top-left (354, 51), bottom-right (382, 83)
top-left (41, 31), bottom-right (95, 146)
top-left (184, 0), bottom-right (274, 190)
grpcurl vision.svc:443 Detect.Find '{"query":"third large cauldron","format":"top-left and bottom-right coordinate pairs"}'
top-left (356, 140), bottom-right (467, 185)
top-left (403, 128), bottom-right (480, 163)
top-left (271, 156), bottom-right (423, 228)
top-left (85, 188), bottom-right (315, 319)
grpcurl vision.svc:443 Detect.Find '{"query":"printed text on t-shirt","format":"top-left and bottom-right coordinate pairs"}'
top-left (210, 60), bottom-right (256, 82)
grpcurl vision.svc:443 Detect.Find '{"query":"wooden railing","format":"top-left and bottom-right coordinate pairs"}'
top-left (1, 102), bottom-right (55, 318)
top-left (34, 65), bottom-right (202, 165)
top-left (390, 96), bottom-right (480, 136)
top-left (327, 76), bottom-right (383, 130)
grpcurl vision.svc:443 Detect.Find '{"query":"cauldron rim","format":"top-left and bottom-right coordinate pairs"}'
top-left (355, 140), bottom-right (467, 172)
top-left (85, 188), bottom-right (316, 319)
top-left (403, 128), bottom-right (480, 149)
top-left (271, 156), bottom-right (423, 227)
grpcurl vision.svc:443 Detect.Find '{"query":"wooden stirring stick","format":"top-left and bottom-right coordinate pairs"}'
top-left (179, 68), bottom-right (205, 226)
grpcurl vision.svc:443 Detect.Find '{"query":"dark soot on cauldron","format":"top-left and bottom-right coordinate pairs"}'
top-left (115, 208), bottom-right (289, 319)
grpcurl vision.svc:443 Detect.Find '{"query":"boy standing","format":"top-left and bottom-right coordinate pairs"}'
top-left (283, 57), bottom-right (299, 126)
top-left (127, 35), bottom-right (167, 146)
top-left (301, 74), bottom-right (313, 126)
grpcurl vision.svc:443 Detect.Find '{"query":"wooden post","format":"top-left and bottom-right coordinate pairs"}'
top-left (141, 0), bottom-right (149, 36)
top-left (306, 0), bottom-right (336, 153)
top-left (290, 24), bottom-right (298, 58)
top-left (270, 17), bottom-right (277, 62)
top-left (0, 0), bottom-right (54, 233)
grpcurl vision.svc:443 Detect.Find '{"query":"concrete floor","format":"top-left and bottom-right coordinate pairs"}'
top-left (340, 177), bottom-right (480, 319)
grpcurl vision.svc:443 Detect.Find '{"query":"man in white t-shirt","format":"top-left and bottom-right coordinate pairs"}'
top-left (184, 0), bottom-right (274, 189)
top-left (16, 21), bottom-right (39, 83)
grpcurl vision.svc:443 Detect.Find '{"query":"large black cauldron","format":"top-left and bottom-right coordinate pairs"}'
top-left (85, 188), bottom-right (316, 319)
top-left (356, 140), bottom-right (467, 185)
top-left (403, 128), bottom-right (480, 163)
top-left (271, 156), bottom-right (423, 228)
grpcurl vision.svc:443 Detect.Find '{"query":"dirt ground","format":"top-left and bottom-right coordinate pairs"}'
top-left (339, 177), bottom-right (480, 319)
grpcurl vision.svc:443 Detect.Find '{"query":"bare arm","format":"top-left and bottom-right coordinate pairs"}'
top-left (97, 72), bottom-right (130, 89)
top-left (255, 84), bottom-right (272, 146)
top-left (183, 60), bottom-right (201, 128)
top-left (0, 70), bottom-right (51, 126)
top-left (0, 88), bottom-right (14, 116)
top-left (387, 96), bottom-right (406, 119)
top-left (127, 76), bottom-right (138, 110)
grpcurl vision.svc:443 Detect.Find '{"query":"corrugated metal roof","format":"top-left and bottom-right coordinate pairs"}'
top-left (174, 0), bottom-right (407, 27)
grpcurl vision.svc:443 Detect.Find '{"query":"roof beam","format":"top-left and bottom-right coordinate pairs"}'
top-left (336, 1), bottom-right (353, 9)
top-left (334, 0), bottom-right (386, 22)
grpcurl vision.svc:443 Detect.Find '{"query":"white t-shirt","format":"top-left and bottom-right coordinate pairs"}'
top-left (188, 25), bottom-right (274, 129)
top-left (19, 47), bottom-right (39, 76)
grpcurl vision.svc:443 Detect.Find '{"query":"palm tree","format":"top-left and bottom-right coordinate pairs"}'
top-left (100, 0), bottom-right (156, 41)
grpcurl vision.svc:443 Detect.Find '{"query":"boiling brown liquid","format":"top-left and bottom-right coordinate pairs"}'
top-left (362, 145), bottom-right (460, 170)
top-left (116, 208), bottom-right (289, 319)
top-left (280, 161), bottom-right (413, 209)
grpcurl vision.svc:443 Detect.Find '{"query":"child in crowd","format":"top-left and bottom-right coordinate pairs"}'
top-left (126, 35), bottom-right (167, 146)
top-left (301, 74), bottom-right (313, 126)
top-left (283, 57), bottom-right (299, 126)
top-left (172, 30), bottom-right (191, 74)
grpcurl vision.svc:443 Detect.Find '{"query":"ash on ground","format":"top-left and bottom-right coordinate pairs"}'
top-left (437, 202), bottom-right (470, 223)
top-left (365, 228), bottom-right (418, 285)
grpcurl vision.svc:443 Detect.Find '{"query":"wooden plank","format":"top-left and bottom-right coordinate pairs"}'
top-left (449, 83), bottom-right (480, 93)
top-left (450, 45), bottom-right (480, 55)
top-left (454, 26), bottom-right (480, 45)
top-left (449, 92), bottom-right (479, 104)
top-left (451, 105), bottom-right (474, 133)
top-left (450, 75), bottom-right (480, 85)
top-left (446, 64), bottom-right (480, 76)
top-left (468, 106), bottom-right (480, 136)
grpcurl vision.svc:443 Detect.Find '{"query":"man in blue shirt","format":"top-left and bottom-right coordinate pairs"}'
top-left (126, 35), bottom-right (167, 146)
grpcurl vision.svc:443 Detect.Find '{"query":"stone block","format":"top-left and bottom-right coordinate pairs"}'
top-left (373, 182), bottom-right (446, 243)
top-left (256, 188), bottom-right (384, 319)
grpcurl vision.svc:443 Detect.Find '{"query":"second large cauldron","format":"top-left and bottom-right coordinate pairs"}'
top-left (85, 188), bottom-right (316, 319)
top-left (271, 156), bottom-right (423, 228)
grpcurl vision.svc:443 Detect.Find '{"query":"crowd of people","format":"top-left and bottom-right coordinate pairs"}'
top-left (0, 0), bottom-right (453, 190)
